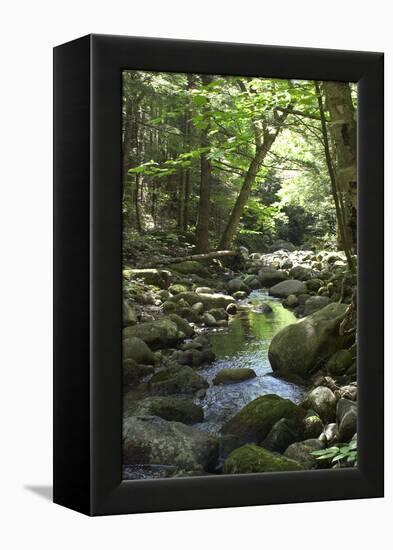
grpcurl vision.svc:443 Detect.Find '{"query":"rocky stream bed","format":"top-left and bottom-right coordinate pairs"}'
top-left (122, 245), bottom-right (358, 479)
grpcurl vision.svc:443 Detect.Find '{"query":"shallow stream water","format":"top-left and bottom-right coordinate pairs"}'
top-left (195, 290), bottom-right (306, 435)
top-left (122, 289), bottom-right (307, 480)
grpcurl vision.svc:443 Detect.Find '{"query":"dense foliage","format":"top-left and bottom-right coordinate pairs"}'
top-left (122, 71), bottom-right (357, 257)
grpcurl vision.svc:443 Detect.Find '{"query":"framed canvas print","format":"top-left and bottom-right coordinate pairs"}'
top-left (53, 34), bottom-right (384, 516)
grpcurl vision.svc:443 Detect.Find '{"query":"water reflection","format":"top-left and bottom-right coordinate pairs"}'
top-left (196, 290), bottom-right (306, 435)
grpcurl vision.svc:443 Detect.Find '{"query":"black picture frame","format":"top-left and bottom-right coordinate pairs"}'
top-left (53, 34), bottom-right (384, 516)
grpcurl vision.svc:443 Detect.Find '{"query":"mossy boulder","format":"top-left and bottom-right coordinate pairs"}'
top-left (123, 268), bottom-right (172, 289)
top-left (227, 278), bottom-right (249, 294)
top-left (223, 444), bottom-right (304, 474)
top-left (162, 301), bottom-right (178, 314)
top-left (306, 278), bottom-right (324, 292)
top-left (174, 348), bottom-right (206, 367)
top-left (258, 268), bottom-right (288, 287)
top-left (167, 314), bottom-right (194, 337)
top-left (123, 359), bottom-right (154, 385)
top-left (149, 365), bottom-right (208, 395)
top-left (191, 302), bottom-right (204, 315)
top-left (170, 261), bottom-right (210, 277)
top-left (304, 296), bottom-right (331, 315)
top-left (123, 336), bottom-right (156, 364)
top-left (123, 416), bottom-right (218, 471)
top-left (261, 417), bottom-right (303, 453)
top-left (289, 265), bottom-right (312, 281)
top-left (269, 280), bottom-right (307, 298)
top-left (268, 302), bottom-right (350, 379)
top-left (171, 291), bottom-right (235, 310)
top-left (326, 349), bottom-right (353, 376)
top-left (123, 319), bottom-right (182, 349)
top-left (208, 308), bottom-right (228, 321)
top-left (130, 396), bottom-right (204, 424)
top-left (123, 300), bottom-right (137, 326)
top-left (168, 283), bottom-right (188, 295)
top-left (221, 394), bottom-right (305, 444)
top-left (213, 368), bottom-right (256, 385)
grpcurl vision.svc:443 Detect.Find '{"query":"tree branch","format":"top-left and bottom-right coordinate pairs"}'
top-left (274, 106), bottom-right (321, 121)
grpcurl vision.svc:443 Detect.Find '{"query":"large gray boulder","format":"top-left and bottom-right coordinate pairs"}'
top-left (123, 416), bottom-right (218, 471)
top-left (269, 279), bottom-right (307, 298)
top-left (123, 318), bottom-right (182, 348)
top-left (268, 302), bottom-right (350, 379)
top-left (306, 386), bottom-right (337, 422)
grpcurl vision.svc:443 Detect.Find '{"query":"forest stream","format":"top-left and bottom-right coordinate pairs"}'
top-left (196, 290), bottom-right (306, 435)
top-left (121, 64), bottom-right (359, 480)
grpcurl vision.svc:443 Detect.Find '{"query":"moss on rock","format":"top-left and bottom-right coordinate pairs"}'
top-left (131, 397), bottom-right (204, 424)
top-left (223, 444), bottom-right (304, 474)
top-left (268, 302), bottom-right (351, 379)
top-left (123, 336), bottom-right (156, 364)
top-left (149, 365), bottom-right (209, 395)
top-left (221, 394), bottom-right (305, 444)
top-left (213, 368), bottom-right (256, 385)
top-left (123, 416), bottom-right (218, 471)
top-left (171, 261), bottom-right (210, 277)
top-left (123, 268), bottom-right (172, 289)
top-left (123, 318), bottom-right (181, 349)
top-left (171, 291), bottom-right (235, 310)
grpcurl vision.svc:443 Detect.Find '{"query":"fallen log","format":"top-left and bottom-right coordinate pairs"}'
top-left (145, 250), bottom-right (239, 268)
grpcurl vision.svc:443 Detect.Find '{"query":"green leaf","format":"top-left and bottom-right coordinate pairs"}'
top-left (193, 95), bottom-right (208, 107)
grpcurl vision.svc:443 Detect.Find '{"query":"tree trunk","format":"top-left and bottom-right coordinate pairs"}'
top-left (314, 81), bottom-right (355, 272)
top-left (219, 124), bottom-right (284, 250)
top-left (194, 75), bottom-right (213, 252)
top-left (323, 81), bottom-right (357, 251)
top-left (122, 95), bottom-right (134, 229)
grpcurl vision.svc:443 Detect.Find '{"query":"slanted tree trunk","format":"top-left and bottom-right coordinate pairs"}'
top-left (323, 81), bottom-right (357, 251)
top-left (219, 112), bottom-right (288, 250)
top-left (194, 75), bottom-right (214, 253)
